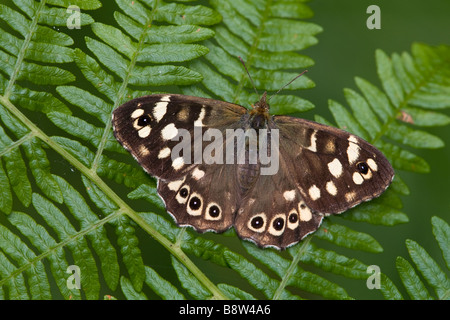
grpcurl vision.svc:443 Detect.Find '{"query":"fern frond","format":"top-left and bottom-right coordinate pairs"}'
top-left (391, 216), bottom-right (450, 300)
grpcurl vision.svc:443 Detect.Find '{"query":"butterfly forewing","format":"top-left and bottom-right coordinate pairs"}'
top-left (112, 94), bottom-right (245, 180)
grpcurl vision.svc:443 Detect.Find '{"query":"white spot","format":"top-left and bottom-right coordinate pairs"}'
top-left (352, 172), bottom-right (364, 185)
top-left (194, 107), bottom-right (206, 127)
top-left (138, 126), bottom-right (151, 138)
top-left (158, 147), bottom-right (171, 159)
top-left (287, 209), bottom-right (299, 230)
top-left (326, 181), bottom-right (338, 196)
top-left (172, 157), bottom-right (184, 170)
top-left (328, 158), bottom-right (343, 178)
top-left (168, 178), bottom-right (185, 191)
top-left (306, 130), bottom-right (317, 152)
top-left (131, 108), bottom-right (144, 119)
top-left (367, 158), bottom-right (378, 172)
top-left (345, 191), bottom-right (356, 202)
top-left (205, 202), bottom-right (221, 221)
top-left (347, 136), bottom-right (360, 165)
top-left (138, 145), bottom-right (150, 156)
top-left (268, 214), bottom-right (286, 236)
top-left (308, 185), bottom-right (321, 201)
top-left (161, 123), bottom-right (178, 140)
top-left (247, 213), bottom-right (267, 233)
top-left (283, 190), bottom-right (296, 201)
top-left (153, 101), bottom-right (168, 122)
top-left (187, 193), bottom-right (203, 216)
top-left (298, 202), bottom-right (312, 221)
top-left (192, 168), bottom-right (205, 180)
top-left (160, 95), bottom-right (171, 102)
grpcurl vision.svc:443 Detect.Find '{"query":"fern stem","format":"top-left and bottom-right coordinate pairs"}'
top-left (4, 0), bottom-right (46, 98)
top-left (272, 237), bottom-right (312, 299)
top-left (0, 95), bottom-right (227, 300)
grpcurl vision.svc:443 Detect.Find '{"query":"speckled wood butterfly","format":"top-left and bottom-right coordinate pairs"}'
top-left (112, 91), bottom-right (394, 249)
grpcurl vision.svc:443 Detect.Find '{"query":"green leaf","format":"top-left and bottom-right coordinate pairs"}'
top-left (172, 256), bottom-right (212, 299)
top-left (396, 256), bottom-right (433, 300)
top-left (431, 216), bottom-right (450, 270)
top-left (406, 239), bottom-right (450, 299)
top-left (145, 266), bottom-right (185, 299)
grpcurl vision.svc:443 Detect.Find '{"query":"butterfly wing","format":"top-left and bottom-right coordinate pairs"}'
top-left (113, 94), bottom-right (246, 232)
top-left (234, 116), bottom-right (394, 249)
top-left (234, 154), bottom-right (324, 249)
top-left (273, 116), bottom-right (395, 214)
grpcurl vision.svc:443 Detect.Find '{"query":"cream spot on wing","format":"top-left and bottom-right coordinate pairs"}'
top-left (308, 185), bottom-right (321, 201)
top-left (172, 157), bottom-right (184, 170)
top-left (158, 147), bottom-right (171, 159)
top-left (367, 158), bottom-right (378, 172)
top-left (153, 101), bottom-right (168, 122)
top-left (326, 181), bottom-right (338, 196)
top-left (347, 135), bottom-right (360, 165)
top-left (138, 126), bottom-right (151, 138)
top-left (306, 130), bottom-right (317, 152)
top-left (298, 201), bottom-right (312, 221)
top-left (131, 108), bottom-right (144, 119)
top-left (283, 190), bottom-right (296, 201)
top-left (352, 172), bottom-right (364, 185)
top-left (328, 158), bottom-right (343, 178)
top-left (138, 145), bottom-right (150, 156)
top-left (345, 191), bottom-right (356, 202)
top-left (194, 107), bottom-right (206, 127)
top-left (192, 168), bottom-right (205, 180)
top-left (168, 177), bottom-right (186, 191)
top-left (161, 123), bottom-right (178, 140)
top-left (160, 95), bottom-right (171, 102)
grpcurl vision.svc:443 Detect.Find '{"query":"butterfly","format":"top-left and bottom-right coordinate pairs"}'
top-left (112, 92), bottom-right (394, 249)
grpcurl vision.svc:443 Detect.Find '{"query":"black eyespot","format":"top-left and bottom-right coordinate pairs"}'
top-left (251, 216), bottom-right (264, 229)
top-left (357, 162), bottom-right (369, 174)
top-left (209, 205), bottom-right (220, 218)
top-left (289, 213), bottom-right (298, 223)
top-left (273, 217), bottom-right (285, 231)
top-left (137, 114), bottom-right (151, 127)
top-left (179, 187), bottom-right (189, 198)
top-left (189, 197), bottom-right (202, 210)
top-left (300, 203), bottom-right (306, 209)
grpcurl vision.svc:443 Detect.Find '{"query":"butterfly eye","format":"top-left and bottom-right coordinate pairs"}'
top-left (357, 162), bottom-right (369, 174)
top-left (137, 114), bottom-right (152, 127)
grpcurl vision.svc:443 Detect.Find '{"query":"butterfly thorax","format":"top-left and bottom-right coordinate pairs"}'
top-left (249, 92), bottom-right (271, 129)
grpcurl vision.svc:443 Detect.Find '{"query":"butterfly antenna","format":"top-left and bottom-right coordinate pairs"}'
top-left (267, 69), bottom-right (308, 102)
top-left (238, 56), bottom-right (259, 98)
